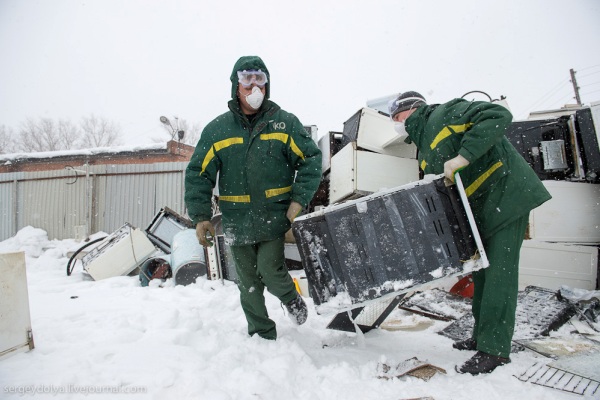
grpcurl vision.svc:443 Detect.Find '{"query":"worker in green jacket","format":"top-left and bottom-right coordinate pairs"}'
top-left (388, 91), bottom-right (551, 374)
top-left (185, 56), bottom-right (322, 340)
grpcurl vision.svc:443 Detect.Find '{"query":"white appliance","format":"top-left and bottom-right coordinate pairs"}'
top-left (518, 241), bottom-right (598, 291)
top-left (347, 107), bottom-right (417, 158)
top-left (329, 142), bottom-right (419, 203)
top-left (528, 180), bottom-right (600, 243)
top-left (82, 224), bottom-right (156, 280)
top-left (0, 252), bottom-right (34, 360)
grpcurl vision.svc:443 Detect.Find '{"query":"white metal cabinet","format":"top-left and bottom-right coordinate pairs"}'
top-left (329, 142), bottom-right (419, 204)
top-left (353, 107), bottom-right (417, 159)
top-left (82, 225), bottom-right (156, 280)
top-left (528, 181), bottom-right (600, 243)
top-left (518, 241), bottom-right (598, 291)
top-left (0, 252), bottom-right (34, 360)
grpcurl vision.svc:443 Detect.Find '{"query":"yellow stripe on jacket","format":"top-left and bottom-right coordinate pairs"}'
top-left (430, 123), bottom-right (473, 150)
top-left (260, 133), bottom-right (305, 160)
top-left (200, 137), bottom-right (244, 174)
top-left (265, 186), bottom-right (292, 198)
top-left (465, 161), bottom-right (503, 197)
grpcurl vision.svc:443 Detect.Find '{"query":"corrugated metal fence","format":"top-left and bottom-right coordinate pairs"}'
top-left (0, 162), bottom-right (189, 241)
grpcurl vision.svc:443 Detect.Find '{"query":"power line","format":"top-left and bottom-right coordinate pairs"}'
top-left (524, 79), bottom-right (570, 112)
top-left (578, 64), bottom-right (600, 72)
top-left (536, 84), bottom-right (573, 111)
top-left (554, 92), bottom-right (578, 108)
top-left (523, 67), bottom-right (600, 118)
top-left (573, 69), bottom-right (600, 104)
top-left (581, 88), bottom-right (600, 96)
top-left (579, 70), bottom-right (600, 79)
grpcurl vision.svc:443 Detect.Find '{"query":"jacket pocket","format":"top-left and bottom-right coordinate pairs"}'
top-left (219, 197), bottom-right (251, 210)
top-left (266, 196), bottom-right (291, 211)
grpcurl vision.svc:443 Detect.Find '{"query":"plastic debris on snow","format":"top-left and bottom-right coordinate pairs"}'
top-left (377, 357), bottom-right (447, 381)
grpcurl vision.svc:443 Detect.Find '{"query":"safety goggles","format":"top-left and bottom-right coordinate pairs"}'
top-left (237, 70), bottom-right (268, 88)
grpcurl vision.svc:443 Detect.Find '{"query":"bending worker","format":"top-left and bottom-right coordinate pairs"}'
top-left (388, 91), bottom-right (551, 374)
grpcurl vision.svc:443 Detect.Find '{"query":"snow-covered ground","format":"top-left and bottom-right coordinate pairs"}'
top-left (0, 227), bottom-right (595, 400)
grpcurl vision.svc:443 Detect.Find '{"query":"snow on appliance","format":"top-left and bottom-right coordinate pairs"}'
top-left (292, 175), bottom-right (487, 315)
top-left (0, 252), bottom-right (34, 360)
top-left (140, 209), bottom-right (207, 286)
top-left (70, 209), bottom-right (211, 286)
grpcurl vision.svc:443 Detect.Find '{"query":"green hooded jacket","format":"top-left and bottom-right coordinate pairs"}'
top-left (404, 98), bottom-right (551, 238)
top-left (185, 56), bottom-right (322, 245)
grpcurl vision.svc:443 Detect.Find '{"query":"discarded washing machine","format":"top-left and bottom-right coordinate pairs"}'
top-left (292, 176), bottom-right (487, 314)
top-left (82, 224), bottom-right (156, 281)
top-left (139, 254), bottom-right (172, 287)
top-left (139, 229), bottom-right (208, 286)
top-left (170, 229), bottom-right (207, 285)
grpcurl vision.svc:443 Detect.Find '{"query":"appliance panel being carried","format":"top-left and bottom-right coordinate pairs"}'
top-left (293, 176), bottom-right (484, 313)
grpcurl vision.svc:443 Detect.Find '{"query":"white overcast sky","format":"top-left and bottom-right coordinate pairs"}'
top-left (1, 0), bottom-right (600, 145)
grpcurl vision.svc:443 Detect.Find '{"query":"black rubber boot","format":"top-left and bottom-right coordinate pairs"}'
top-left (285, 293), bottom-right (308, 325)
top-left (453, 337), bottom-right (477, 351)
top-left (456, 351), bottom-right (510, 375)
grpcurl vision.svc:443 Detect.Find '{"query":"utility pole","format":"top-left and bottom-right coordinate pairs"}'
top-left (569, 68), bottom-right (582, 106)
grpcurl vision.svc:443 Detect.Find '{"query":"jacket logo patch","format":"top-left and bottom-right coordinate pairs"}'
top-left (272, 121), bottom-right (286, 130)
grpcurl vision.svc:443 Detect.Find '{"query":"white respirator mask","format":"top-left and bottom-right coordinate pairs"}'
top-left (245, 86), bottom-right (265, 110)
top-left (394, 122), bottom-right (409, 140)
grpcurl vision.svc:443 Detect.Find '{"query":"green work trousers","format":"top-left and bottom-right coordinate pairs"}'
top-left (230, 236), bottom-right (297, 340)
top-left (471, 214), bottom-right (529, 358)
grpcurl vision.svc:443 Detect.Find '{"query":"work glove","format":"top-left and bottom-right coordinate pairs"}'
top-left (444, 154), bottom-right (470, 183)
top-left (284, 229), bottom-right (296, 244)
top-left (284, 201), bottom-right (303, 244)
top-left (286, 201), bottom-right (303, 223)
top-left (195, 221), bottom-right (215, 247)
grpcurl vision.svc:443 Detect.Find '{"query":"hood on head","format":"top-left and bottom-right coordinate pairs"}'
top-left (230, 56), bottom-right (270, 100)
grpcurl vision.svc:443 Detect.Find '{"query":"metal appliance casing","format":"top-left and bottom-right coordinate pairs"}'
top-left (518, 241), bottom-right (598, 291)
top-left (329, 142), bottom-right (419, 204)
top-left (0, 252), bottom-right (34, 360)
top-left (145, 207), bottom-right (193, 253)
top-left (82, 224), bottom-right (156, 280)
top-left (293, 177), bottom-right (483, 312)
top-left (342, 107), bottom-right (417, 158)
top-left (171, 229), bottom-right (207, 285)
top-left (528, 181), bottom-right (600, 243)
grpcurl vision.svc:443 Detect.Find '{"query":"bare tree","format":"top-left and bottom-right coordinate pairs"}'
top-left (182, 121), bottom-right (202, 146)
top-left (16, 117), bottom-right (83, 152)
top-left (79, 114), bottom-right (122, 148)
top-left (5, 115), bottom-right (122, 153)
top-left (57, 119), bottom-right (82, 149)
top-left (18, 117), bottom-right (62, 152)
top-left (0, 124), bottom-right (18, 154)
